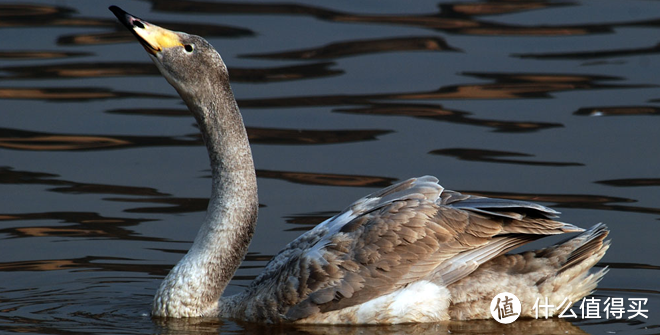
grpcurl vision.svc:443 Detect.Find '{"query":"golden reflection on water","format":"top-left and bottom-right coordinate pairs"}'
top-left (0, 51), bottom-right (91, 60)
top-left (0, 166), bottom-right (167, 196)
top-left (256, 170), bottom-right (396, 188)
top-left (0, 87), bottom-right (172, 101)
top-left (64, 22), bottom-right (253, 46)
top-left (1, 62), bottom-right (341, 82)
top-left (0, 256), bottom-right (170, 275)
top-left (243, 36), bottom-right (458, 60)
top-left (338, 103), bottom-right (562, 133)
top-left (0, 127), bottom-right (392, 151)
top-left (237, 72), bottom-right (646, 109)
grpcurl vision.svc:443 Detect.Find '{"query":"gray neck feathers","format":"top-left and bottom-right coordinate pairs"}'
top-left (152, 73), bottom-right (258, 317)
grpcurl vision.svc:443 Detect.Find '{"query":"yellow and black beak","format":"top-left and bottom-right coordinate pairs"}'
top-left (109, 6), bottom-right (183, 56)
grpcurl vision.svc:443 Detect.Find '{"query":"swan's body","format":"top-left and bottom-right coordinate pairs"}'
top-left (111, 6), bottom-right (610, 324)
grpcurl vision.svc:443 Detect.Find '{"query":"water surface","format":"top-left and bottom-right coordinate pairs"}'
top-left (1, 0), bottom-right (659, 334)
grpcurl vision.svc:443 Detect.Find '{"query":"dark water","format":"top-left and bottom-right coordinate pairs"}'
top-left (1, 0), bottom-right (659, 334)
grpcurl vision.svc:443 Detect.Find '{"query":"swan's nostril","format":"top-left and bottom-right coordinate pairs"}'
top-left (133, 20), bottom-right (145, 29)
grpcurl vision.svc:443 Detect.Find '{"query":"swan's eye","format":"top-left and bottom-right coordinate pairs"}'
top-left (184, 44), bottom-right (194, 53)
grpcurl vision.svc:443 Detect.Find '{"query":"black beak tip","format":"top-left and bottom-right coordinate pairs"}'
top-left (108, 5), bottom-right (126, 18)
top-left (109, 5), bottom-right (141, 28)
top-left (109, 5), bottom-right (128, 25)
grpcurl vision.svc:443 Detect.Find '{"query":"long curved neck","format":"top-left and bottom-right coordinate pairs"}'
top-left (152, 79), bottom-right (258, 317)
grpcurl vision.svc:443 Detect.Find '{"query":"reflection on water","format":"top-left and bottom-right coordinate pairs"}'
top-left (65, 21), bottom-right (252, 47)
top-left (0, 126), bottom-right (390, 150)
top-left (0, 166), bottom-right (167, 196)
top-left (0, 61), bottom-right (341, 82)
top-left (0, 87), bottom-right (172, 101)
top-left (596, 178), bottom-right (660, 187)
top-left (239, 318), bottom-right (589, 335)
top-left (238, 72), bottom-right (646, 109)
top-left (0, 62), bottom-right (160, 80)
top-left (0, 256), bottom-right (169, 275)
top-left (338, 103), bottom-right (562, 132)
top-left (0, 212), bottom-right (153, 240)
top-left (0, 4), bottom-right (76, 26)
top-left (462, 189), bottom-right (660, 216)
top-left (0, 4), bottom-right (253, 42)
top-left (516, 42), bottom-right (660, 60)
top-left (147, 0), bottom-right (660, 36)
top-left (574, 106), bottom-right (660, 117)
top-left (0, 50), bottom-right (91, 60)
top-left (430, 148), bottom-right (584, 166)
top-left (243, 36), bottom-right (458, 59)
top-left (256, 170), bottom-right (395, 187)
top-left (1, 0), bottom-right (659, 334)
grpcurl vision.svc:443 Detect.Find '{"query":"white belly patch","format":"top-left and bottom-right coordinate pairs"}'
top-left (296, 280), bottom-right (451, 324)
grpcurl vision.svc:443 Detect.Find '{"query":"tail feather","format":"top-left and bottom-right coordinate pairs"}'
top-left (560, 223), bottom-right (609, 273)
top-left (448, 223), bottom-right (611, 320)
top-left (535, 223), bottom-right (610, 303)
top-left (535, 223), bottom-right (609, 281)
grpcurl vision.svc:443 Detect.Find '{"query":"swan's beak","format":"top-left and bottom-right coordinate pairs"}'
top-left (109, 6), bottom-right (183, 56)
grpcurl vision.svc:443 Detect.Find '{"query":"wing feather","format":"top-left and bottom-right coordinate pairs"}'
top-left (243, 176), bottom-right (583, 322)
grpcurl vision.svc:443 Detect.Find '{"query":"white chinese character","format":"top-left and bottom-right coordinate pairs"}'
top-left (580, 297), bottom-right (601, 319)
top-left (627, 298), bottom-right (649, 319)
top-left (557, 298), bottom-right (577, 318)
top-left (533, 297), bottom-right (555, 319)
top-left (603, 297), bottom-right (625, 319)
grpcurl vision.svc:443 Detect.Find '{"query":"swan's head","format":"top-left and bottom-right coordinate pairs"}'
top-left (110, 6), bottom-right (230, 101)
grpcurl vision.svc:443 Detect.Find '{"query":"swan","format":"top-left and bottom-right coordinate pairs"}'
top-left (110, 6), bottom-right (610, 324)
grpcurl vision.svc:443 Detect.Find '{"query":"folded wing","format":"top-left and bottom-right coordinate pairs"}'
top-left (249, 176), bottom-right (583, 321)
